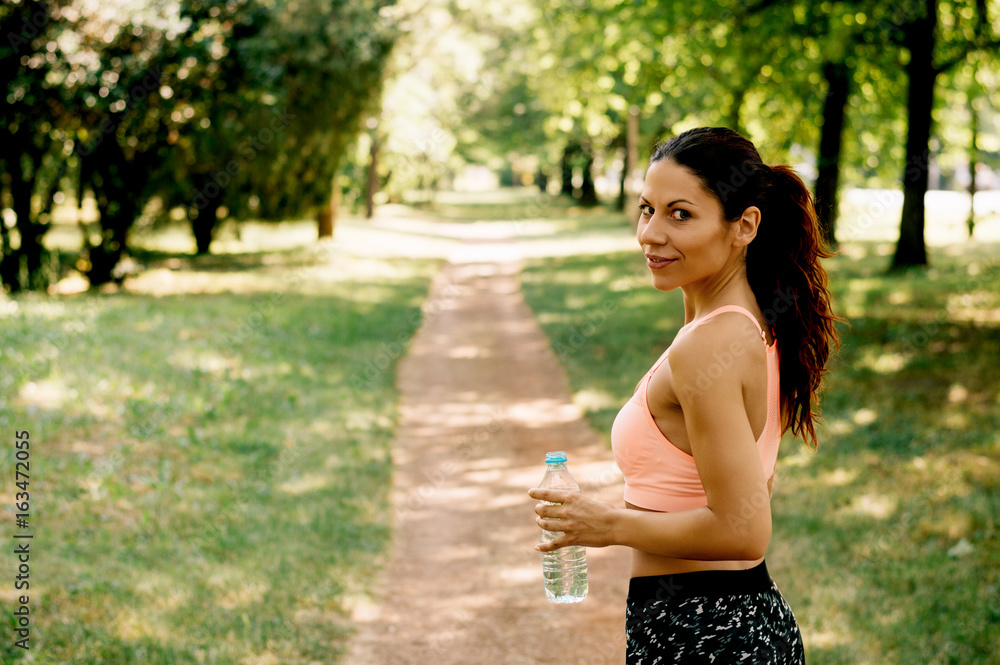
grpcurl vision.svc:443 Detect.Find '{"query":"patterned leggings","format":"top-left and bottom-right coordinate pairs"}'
top-left (626, 561), bottom-right (805, 664)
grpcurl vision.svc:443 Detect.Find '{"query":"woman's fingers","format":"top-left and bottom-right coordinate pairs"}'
top-left (536, 515), bottom-right (570, 531)
top-left (528, 487), bottom-right (576, 503)
top-left (529, 488), bottom-right (585, 551)
top-left (534, 501), bottom-right (565, 518)
top-left (534, 531), bottom-right (569, 552)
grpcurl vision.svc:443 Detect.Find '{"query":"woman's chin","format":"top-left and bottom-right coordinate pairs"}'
top-left (650, 277), bottom-right (680, 292)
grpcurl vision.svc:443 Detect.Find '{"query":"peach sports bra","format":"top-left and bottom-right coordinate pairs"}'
top-left (610, 305), bottom-right (781, 512)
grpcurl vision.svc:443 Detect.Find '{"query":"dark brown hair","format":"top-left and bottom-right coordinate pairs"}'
top-left (651, 126), bottom-right (840, 447)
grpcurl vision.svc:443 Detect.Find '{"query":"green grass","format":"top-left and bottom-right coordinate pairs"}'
top-left (6, 189), bottom-right (999, 663)
top-left (0, 247), bottom-right (438, 664)
top-left (520, 240), bottom-right (1000, 665)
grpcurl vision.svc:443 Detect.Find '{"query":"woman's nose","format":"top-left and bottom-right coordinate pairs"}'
top-left (639, 215), bottom-right (665, 246)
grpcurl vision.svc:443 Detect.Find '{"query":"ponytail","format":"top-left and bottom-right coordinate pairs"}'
top-left (650, 127), bottom-right (841, 448)
top-left (748, 165), bottom-right (840, 447)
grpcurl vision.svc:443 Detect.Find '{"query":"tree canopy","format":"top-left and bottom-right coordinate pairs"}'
top-left (3, 0), bottom-right (999, 291)
top-left (1, 0), bottom-right (397, 290)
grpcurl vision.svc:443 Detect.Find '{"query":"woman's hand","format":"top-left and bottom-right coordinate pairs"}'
top-left (528, 488), bottom-right (621, 552)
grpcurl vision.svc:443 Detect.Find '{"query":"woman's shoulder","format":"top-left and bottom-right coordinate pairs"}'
top-left (667, 309), bottom-right (767, 393)
top-left (677, 306), bottom-right (766, 349)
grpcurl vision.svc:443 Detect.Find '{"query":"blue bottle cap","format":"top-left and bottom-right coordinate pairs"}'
top-left (545, 451), bottom-right (567, 463)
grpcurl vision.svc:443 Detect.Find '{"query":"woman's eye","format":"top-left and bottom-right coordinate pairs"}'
top-left (671, 209), bottom-right (691, 220)
top-left (639, 204), bottom-right (654, 217)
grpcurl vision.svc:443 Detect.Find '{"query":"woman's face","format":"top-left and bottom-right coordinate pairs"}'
top-left (636, 158), bottom-right (741, 293)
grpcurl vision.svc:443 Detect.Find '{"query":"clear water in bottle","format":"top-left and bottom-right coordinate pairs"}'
top-left (538, 451), bottom-right (588, 603)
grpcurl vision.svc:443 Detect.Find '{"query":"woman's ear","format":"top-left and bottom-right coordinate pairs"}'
top-left (733, 206), bottom-right (761, 248)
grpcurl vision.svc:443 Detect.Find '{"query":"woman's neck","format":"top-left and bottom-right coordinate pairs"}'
top-left (681, 268), bottom-right (756, 324)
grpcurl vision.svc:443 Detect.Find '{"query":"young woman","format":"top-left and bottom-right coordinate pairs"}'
top-left (529, 127), bottom-right (839, 664)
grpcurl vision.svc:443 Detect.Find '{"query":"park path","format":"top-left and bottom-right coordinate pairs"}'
top-left (342, 236), bottom-right (631, 665)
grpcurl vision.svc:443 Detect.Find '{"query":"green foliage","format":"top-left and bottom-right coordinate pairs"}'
top-left (145, 0), bottom-right (399, 252)
top-left (1, 0), bottom-right (399, 288)
top-left (231, 0), bottom-right (397, 220)
top-left (150, 0), bottom-right (397, 252)
top-left (402, 0), bottom-right (1000, 244)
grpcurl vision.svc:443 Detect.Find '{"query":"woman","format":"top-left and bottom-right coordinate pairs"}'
top-left (529, 127), bottom-right (839, 664)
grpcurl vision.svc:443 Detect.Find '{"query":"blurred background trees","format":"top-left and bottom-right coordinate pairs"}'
top-left (1, 0), bottom-right (395, 291)
top-left (2, 0), bottom-right (999, 292)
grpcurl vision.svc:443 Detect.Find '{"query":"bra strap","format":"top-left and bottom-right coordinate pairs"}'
top-left (700, 305), bottom-right (767, 342)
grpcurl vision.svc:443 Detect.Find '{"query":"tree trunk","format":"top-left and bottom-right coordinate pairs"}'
top-left (86, 218), bottom-right (130, 286)
top-left (560, 143), bottom-right (575, 197)
top-left (967, 65), bottom-right (979, 238)
top-left (18, 223), bottom-right (49, 291)
top-left (87, 247), bottom-right (120, 287)
top-left (0, 242), bottom-right (17, 293)
top-left (624, 105), bottom-right (640, 219)
top-left (193, 203), bottom-right (218, 255)
top-left (617, 152), bottom-right (628, 212)
top-left (87, 190), bottom-right (139, 287)
top-left (7, 148), bottom-right (50, 291)
top-left (0, 174), bottom-right (18, 292)
top-left (365, 133), bottom-right (378, 219)
top-left (579, 146), bottom-right (598, 206)
top-left (892, 0), bottom-right (937, 270)
top-left (185, 167), bottom-right (226, 255)
top-left (536, 167), bottom-right (548, 193)
top-left (318, 180), bottom-right (340, 239)
top-left (815, 60), bottom-right (850, 249)
top-left (5, 163), bottom-right (31, 293)
top-left (83, 139), bottom-right (148, 287)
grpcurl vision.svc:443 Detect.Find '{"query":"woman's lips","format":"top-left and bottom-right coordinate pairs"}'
top-left (645, 255), bottom-right (676, 269)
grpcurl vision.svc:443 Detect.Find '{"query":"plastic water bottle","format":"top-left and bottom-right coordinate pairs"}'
top-left (538, 451), bottom-right (588, 603)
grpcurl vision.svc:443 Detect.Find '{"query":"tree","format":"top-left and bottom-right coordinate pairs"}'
top-left (815, 60), bottom-right (851, 248)
top-left (1, 0), bottom-right (399, 294)
top-left (72, 3), bottom-right (181, 286)
top-left (157, 0), bottom-right (396, 253)
top-left (153, 0), bottom-right (273, 255)
top-left (248, 0), bottom-right (396, 229)
top-left (889, 0), bottom-right (1000, 268)
top-left (0, 0), bottom-right (71, 292)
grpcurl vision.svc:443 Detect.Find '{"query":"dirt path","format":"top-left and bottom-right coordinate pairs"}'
top-left (343, 239), bottom-right (631, 665)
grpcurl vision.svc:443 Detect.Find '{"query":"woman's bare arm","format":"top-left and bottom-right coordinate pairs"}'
top-left (530, 317), bottom-right (772, 560)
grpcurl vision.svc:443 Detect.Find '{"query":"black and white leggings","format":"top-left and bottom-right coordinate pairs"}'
top-left (626, 561), bottom-right (805, 664)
